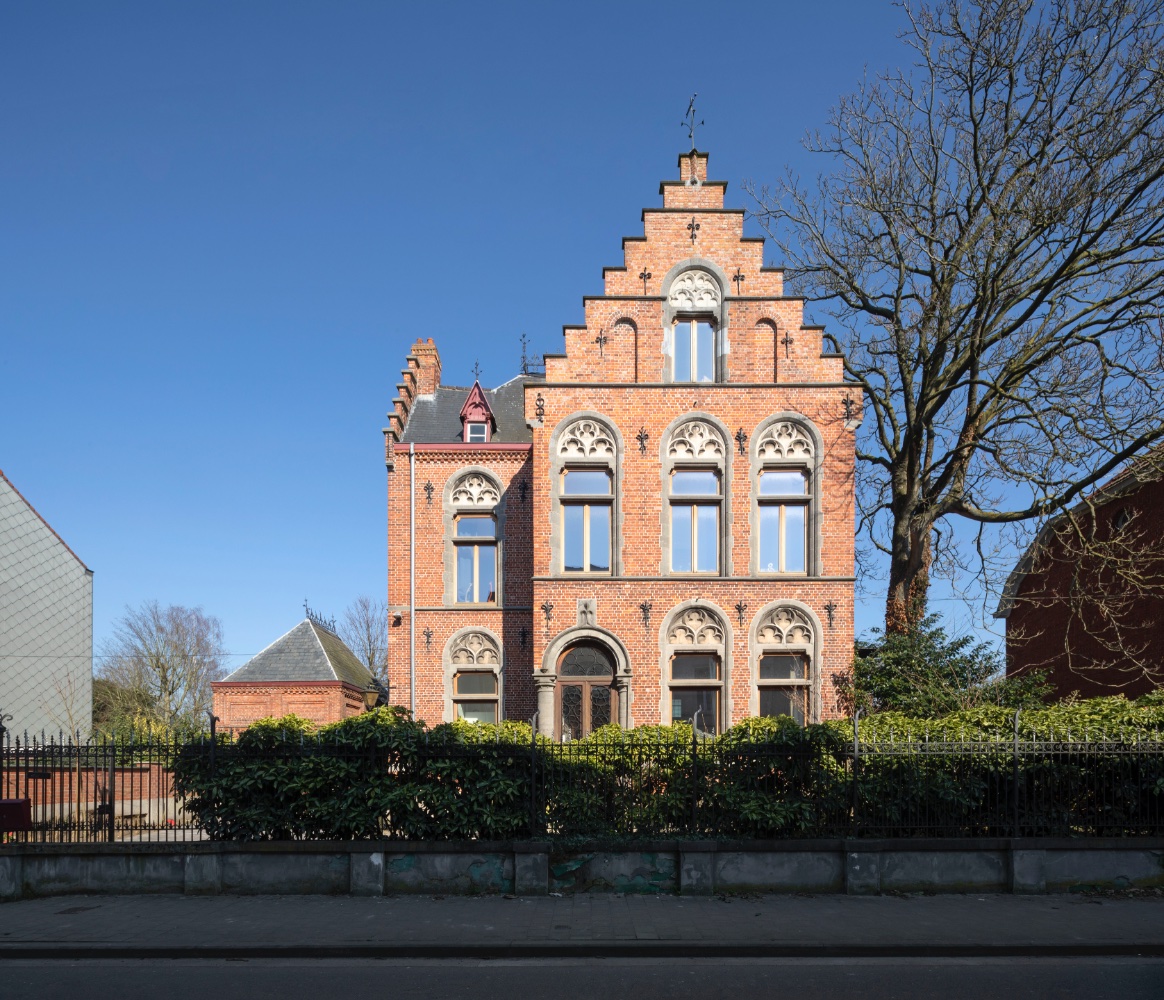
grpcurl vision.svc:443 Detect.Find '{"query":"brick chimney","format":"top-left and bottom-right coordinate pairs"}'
top-left (410, 338), bottom-right (442, 395)
top-left (678, 150), bottom-right (709, 184)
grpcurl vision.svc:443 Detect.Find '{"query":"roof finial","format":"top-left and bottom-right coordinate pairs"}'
top-left (472, 359), bottom-right (482, 381)
top-left (682, 94), bottom-right (704, 151)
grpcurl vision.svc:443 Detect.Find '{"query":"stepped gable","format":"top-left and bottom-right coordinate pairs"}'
top-left (224, 619), bottom-right (372, 688)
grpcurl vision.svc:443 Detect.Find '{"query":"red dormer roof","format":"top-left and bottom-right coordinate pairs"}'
top-left (459, 380), bottom-right (494, 432)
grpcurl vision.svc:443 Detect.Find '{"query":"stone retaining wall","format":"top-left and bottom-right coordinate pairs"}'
top-left (1, 838), bottom-right (1161, 900)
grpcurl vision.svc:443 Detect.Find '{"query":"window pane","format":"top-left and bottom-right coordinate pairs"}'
top-left (478, 544), bottom-right (496, 601)
top-left (457, 701), bottom-right (497, 724)
top-left (759, 655), bottom-right (806, 680)
top-left (671, 654), bottom-right (719, 680)
top-left (563, 505), bottom-right (585, 572)
top-left (455, 671), bottom-right (498, 695)
top-left (696, 504), bottom-right (718, 572)
top-left (760, 470), bottom-right (807, 496)
top-left (695, 322), bottom-right (715, 382)
top-left (456, 516), bottom-right (495, 538)
top-left (785, 505), bottom-right (807, 572)
top-left (672, 470), bottom-right (719, 495)
top-left (563, 470), bottom-right (611, 495)
top-left (674, 321), bottom-right (692, 381)
top-left (561, 685), bottom-right (583, 742)
top-left (456, 546), bottom-right (475, 602)
top-left (560, 644), bottom-right (615, 676)
top-left (589, 504), bottom-right (611, 572)
top-left (670, 688), bottom-right (718, 733)
top-left (759, 687), bottom-right (805, 725)
top-left (590, 686), bottom-right (611, 729)
top-left (759, 505), bottom-right (780, 573)
top-left (466, 423), bottom-right (487, 442)
top-left (671, 504), bottom-right (693, 572)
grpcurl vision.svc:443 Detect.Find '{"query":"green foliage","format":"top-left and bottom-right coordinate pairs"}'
top-left (846, 615), bottom-right (1054, 717)
top-left (171, 698), bottom-right (1164, 842)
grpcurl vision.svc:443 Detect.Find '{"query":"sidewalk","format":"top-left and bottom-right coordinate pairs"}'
top-left (1, 892), bottom-right (1162, 959)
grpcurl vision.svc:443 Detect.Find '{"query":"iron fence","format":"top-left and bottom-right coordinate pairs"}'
top-left (1, 729), bottom-right (1162, 843)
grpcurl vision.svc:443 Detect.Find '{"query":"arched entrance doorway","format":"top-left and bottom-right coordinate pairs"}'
top-left (556, 642), bottom-right (618, 741)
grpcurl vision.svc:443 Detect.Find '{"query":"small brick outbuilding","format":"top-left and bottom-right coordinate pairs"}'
top-left (212, 618), bottom-right (376, 731)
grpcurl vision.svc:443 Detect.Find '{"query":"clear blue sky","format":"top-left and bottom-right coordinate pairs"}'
top-left (2, 1), bottom-right (914, 669)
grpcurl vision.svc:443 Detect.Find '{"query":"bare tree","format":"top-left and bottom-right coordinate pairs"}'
top-left (338, 596), bottom-right (389, 681)
top-left (97, 602), bottom-right (225, 730)
top-left (748, 0), bottom-right (1164, 634)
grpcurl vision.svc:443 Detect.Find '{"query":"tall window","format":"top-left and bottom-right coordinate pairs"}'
top-left (561, 469), bottom-right (611, 573)
top-left (758, 469), bottom-right (808, 574)
top-left (455, 514), bottom-right (496, 602)
top-left (446, 630), bottom-right (501, 724)
top-left (665, 605), bottom-right (727, 734)
top-left (673, 318), bottom-right (716, 382)
top-left (754, 605), bottom-right (816, 725)
top-left (669, 652), bottom-right (721, 734)
top-left (670, 469), bottom-right (720, 573)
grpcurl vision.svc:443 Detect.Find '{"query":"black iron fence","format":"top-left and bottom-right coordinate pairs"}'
top-left (2, 728), bottom-right (1162, 843)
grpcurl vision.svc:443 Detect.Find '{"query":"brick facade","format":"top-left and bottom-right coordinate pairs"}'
top-left (212, 680), bottom-right (366, 732)
top-left (384, 151), bottom-right (859, 737)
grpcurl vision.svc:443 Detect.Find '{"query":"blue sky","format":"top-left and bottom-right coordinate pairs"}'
top-left (2, 1), bottom-right (917, 668)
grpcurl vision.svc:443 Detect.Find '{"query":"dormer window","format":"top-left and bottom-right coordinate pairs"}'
top-left (459, 380), bottom-right (494, 443)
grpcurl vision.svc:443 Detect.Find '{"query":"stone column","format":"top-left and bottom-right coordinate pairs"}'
top-left (615, 674), bottom-right (632, 729)
top-left (534, 673), bottom-right (555, 739)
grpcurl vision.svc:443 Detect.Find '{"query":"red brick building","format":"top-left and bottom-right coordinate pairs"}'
top-left (998, 448), bottom-right (1164, 698)
top-left (384, 150), bottom-right (860, 738)
top-left (212, 618), bottom-right (376, 731)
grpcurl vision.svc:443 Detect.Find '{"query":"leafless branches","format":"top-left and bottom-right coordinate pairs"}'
top-left (338, 595), bottom-right (389, 682)
top-left (748, 0), bottom-right (1164, 634)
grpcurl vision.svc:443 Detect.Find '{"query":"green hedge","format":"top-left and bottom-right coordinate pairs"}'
top-left (170, 695), bottom-right (1164, 841)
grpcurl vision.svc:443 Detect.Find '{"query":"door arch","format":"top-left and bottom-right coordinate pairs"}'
top-left (556, 642), bottom-right (617, 741)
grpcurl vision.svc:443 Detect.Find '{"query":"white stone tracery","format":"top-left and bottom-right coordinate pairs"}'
top-left (667, 269), bottom-right (721, 312)
top-left (667, 419), bottom-right (726, 461)
top-left (448, 631), bottom-right (500, 665)
top-left (667, 606), bottom-right (726, 646)
top-left (756, 421), bottom-right (815, 461)
top-left (558, 419), bottom-right (616, 459)
top-left (756, 606), bottom-right (814, 647)
top-left (450, 472), bottom-right (500, 507)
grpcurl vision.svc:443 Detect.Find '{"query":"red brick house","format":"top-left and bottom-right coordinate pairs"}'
top-left (212, 618), bottom-right (376, 731)
top-left (383, 150), bottom-right (860, 739)
top-left (997, 448), bottom-right (1164, 698)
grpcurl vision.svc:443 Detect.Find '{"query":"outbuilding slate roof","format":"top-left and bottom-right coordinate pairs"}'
top-left (222, 620), bottom-right (374, 688)
top-left (400, 375), bottom-right (538, 444)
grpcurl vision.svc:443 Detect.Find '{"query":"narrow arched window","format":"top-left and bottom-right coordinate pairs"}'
top-left (551, 416), bottom-right (620, 576)
top-left (753, 605), bottom-right (816, 724)
top-left (751, 419), bottom-right (816, 576)
top-left (446, 470), bottom-right (502, 605)
top-left (664, 418), bottom-right (727, 575)
top-left (445, 629), bottom-right (501, 723)
top-left (664, 604), bottom-right (728, 734)
top-left (664, 268), bottom-right (725, 384)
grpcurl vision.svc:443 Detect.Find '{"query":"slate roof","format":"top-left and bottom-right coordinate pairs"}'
top-left (400, 375), bottom-right (539, 444)
top-left (222, 620), bottom-right (374, 687)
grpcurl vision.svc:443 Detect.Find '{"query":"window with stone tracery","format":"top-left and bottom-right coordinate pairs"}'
top-left (552, 416), bottom-right (620, 576)
top-left (752, 419), bottom-right (816, 576)
top-left (447, 470), bottom-right (502, 605)
top-left (754, 605), bottom-right (815, 724)
top-left (664, 418), bottom-right (728, 575)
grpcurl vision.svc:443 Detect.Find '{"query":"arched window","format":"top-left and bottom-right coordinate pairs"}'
top-left (752, 605), bottom-right (816, 724)
top-left (663, 604), bottom-right (729, 734)
top-left (444, 470), bottom-right (503, 605)
top-left (444, 629), bottom-right (502, 723)
top-left (663, 267), bottom-right (726, 383)
top-left (662, 417), bottom-right (728, 575)
top-left (550, 415), bottom-right (621, 576)
top-left (751, 418), bottom-right (818, 576)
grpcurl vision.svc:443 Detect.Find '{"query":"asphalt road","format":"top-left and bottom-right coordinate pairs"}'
top-left (4, 957), bottom-right (1163, 1000)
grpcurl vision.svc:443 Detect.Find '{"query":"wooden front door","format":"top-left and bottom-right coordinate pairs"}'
top-left (556, 642), bottom-right (618, 741)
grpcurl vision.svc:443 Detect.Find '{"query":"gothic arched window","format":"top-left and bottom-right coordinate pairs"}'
top-left (751, 418), bottom-right (817, 576)
top-left (663, 418), bottom-right (728, 575)
top-left (551, 415), bottom-right (621, 576)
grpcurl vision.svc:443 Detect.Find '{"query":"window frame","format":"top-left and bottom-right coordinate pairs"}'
top-left (757, 467), bottom-right (811, 576)
top-left (465, 422), bottom-right (489, 443)
top-left (560, 466), bottom-right (613, 575)
top-left (452, 668), bottom-right (499, 723)
top-left (671, 315), bottom-right (718, 383)
top-left (453, 513), bottom-right (497, 604)
top-left (755, 652), bottom-right (811, 726)
top-left (668, 652), bottom-right (722, 734)
top-left (668, 467), bottom-right (722, 575)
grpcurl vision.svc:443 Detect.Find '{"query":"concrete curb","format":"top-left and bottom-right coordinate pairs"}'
top-left (1, 941), bottom-right (1163, 961)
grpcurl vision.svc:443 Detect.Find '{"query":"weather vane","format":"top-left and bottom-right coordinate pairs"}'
top-left (472, 359), bottom-right (482, 381)
top-left (681, 94), bottom-right (704, 150)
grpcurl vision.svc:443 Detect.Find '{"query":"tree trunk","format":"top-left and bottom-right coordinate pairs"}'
top-left (885, 511), bottom-right (932, 635)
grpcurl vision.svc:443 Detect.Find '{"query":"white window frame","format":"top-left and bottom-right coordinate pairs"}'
top-left (465, 422), bottom-right (489, 443)
top-left (560, 468), bottom-right (612, 575)
top-left (453, 514), bottom-right (497, 604)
